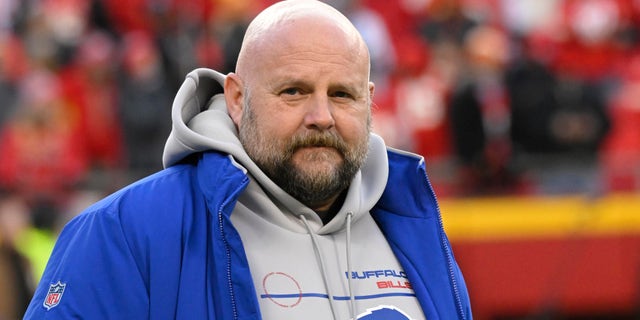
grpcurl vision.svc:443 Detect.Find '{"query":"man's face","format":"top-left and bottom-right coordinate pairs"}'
top-left (236, 27), bottom-right (373, 209)
top-left (239, 93), bottom-right (370, 209)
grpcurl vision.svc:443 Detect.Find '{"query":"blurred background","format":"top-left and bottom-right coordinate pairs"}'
top-left (0, 0), bottom-right (639, 319)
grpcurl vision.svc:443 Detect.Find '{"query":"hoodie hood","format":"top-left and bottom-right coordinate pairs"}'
top-left (163, 68), bottom-right (389, 233)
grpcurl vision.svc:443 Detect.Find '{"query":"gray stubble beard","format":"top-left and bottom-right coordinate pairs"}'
top-left (237, 99), bottom-right (370, 209)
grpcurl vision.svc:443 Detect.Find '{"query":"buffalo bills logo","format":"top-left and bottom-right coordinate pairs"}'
top-left (357, 305), bottom-right (415, 320)
top-left (43, 281), bottom-right (66, 310)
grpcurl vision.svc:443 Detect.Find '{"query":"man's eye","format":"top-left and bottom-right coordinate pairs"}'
top-left (333, 91), bottom-right (354, 99)
top-left (281, 88), bottom-right (300, 96)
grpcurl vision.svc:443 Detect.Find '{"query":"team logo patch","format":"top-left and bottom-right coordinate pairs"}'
top-left (357, 305), bottom-right (415, 320)
top-left (43, 281), bottom-right (66, 310)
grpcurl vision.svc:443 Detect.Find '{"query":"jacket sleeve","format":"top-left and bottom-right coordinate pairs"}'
top-left (23, 203), bottom-right (149, 319)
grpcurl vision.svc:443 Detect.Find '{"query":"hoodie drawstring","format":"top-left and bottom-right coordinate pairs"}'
top-left (299, 213), bottom-right (356, 320)
top-left (299, 215), bottom-right (340, 320)
top-left (345, 212), bottom-right (355, 320)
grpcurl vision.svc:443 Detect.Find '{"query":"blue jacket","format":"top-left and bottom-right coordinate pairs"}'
top-left (24, 150), bottom-right (472, 319)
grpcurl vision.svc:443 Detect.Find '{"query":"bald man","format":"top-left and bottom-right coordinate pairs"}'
top-left (24, 1), bottom-right (471, 319)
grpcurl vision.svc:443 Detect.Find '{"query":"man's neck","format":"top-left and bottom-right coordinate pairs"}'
top-left (313, 190), bottom-right (348, 225)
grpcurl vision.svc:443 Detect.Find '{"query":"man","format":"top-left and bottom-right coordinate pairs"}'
top-left (24, 1), bottom-right (472, 319)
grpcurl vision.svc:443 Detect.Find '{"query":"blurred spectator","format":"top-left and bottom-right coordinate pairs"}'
top-left (386, 36), bottom-right (453, 159)
top-left (153, 1), bottom-right (215, 88)
top-left (117, 31), bottom-right (173, 180)
top-left (371, 35), bottom-right (431, 153)
top-left (362, 0), bottom-right (419, 36)
top-left (552, 0), bottom-right (628, 83)
top-left (20, 11), bottom-right (60, 70)
top-left (332, 0), bottom-right (397, 90)
top-left (207, 0), bottom-right (258, 74)
top-left (499, 0), bottom-right (561, 38)
top-left (506, 47), bottom-right (611, 195)
top-left (0, 193), bottom-right (33, 320)
top-left (600, 53), bottom-right (640, 192)
top-left (99, 0), bottom-right (163, 35)
top-left (0, 0), bottom-right (22, 35)
top-left (418, 0), bottom-right (478, 46)
top-left (19, 0), bottom-right (91, 68)
top-left (449, 24), bottom-right (518, 195)
top-left (59, 30), bottom-right (125, 191)
top-left (0, 34), bottom-right (28, 126)
top-left (0, 69), bottom-right (88, 230)
top-left (42, 0), bottom-right (91, 63)
top-left (373, 34), bottom-right (464, 196)
top-left (507, 33), bottom-right (611, 157)
top-left (506, 40), bottom-right (560, 155)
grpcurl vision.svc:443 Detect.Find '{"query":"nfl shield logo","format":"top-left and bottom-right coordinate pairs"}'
top-left (43, 281), bottom-right (66, 310)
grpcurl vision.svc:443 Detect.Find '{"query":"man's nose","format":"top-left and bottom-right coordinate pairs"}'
top-left (304, 95), bottom-right (335, 130)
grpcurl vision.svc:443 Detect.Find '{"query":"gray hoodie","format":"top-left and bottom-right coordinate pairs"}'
top-left (163, 68), bottom-right (424, 320)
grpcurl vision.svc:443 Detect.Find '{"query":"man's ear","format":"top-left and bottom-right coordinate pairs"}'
top-left (224, 73), bottom-right (244, 127)
top-left (368, 81), bottom-right (375, 104)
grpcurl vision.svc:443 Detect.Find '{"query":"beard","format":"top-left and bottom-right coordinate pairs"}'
top-left (238, 100), bottom-right (370, 209)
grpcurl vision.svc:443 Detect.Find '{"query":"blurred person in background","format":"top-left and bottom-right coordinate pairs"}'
top-left (504, 0), bottom-right (613, 195)
top-left (418, 0), bottom-right (478, 47)
top-left (0, 70), bottom-right (85, 316)
top-left (18, 0), bottom-right (91, 69)
top-left (117, 31), bottom-right (173, 180)
top-left (0, 70), bottom-right (88, 232)
top-left (599, 54), bottom-right (640, 192)
top-left (0, 34), bottom-right (27, 127)
top-left (59, 30), bottom-right (126, 192)
top-left (207, 0), bottom-right (257, 74)
top-left (0, 192), bottom-right (34, 320)
top-left (449, 24), bottom-right (518, 195)
top-left (375, 35), bottom-right (461, 196)
top-left (552, 0), bottom-right (628, 85)
top-left (23, 1), bottom-right (471, 319)
top-left (329, 0), bottom-right (397, 91)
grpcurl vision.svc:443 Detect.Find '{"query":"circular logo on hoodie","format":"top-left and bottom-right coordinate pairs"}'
top-left (357, 305), bottom-right (415, 320)
top-left (262, 272), bottom-right (303, 308)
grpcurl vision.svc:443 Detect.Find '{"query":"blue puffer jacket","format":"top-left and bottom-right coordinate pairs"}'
top-left (23, 150), bottom-right (472, 319)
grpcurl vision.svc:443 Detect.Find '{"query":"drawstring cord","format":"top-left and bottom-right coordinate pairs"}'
top-left (345, 212), bottom-right (356, 320)
top-left (299, 215), bottom-right (340, 320)
top-left (299, 212), bottom-right (356, 320)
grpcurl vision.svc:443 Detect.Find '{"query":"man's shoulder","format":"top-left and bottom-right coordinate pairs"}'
top-left (68, 164), bottom-right (200, 232)
top-left (65, 152), bottom-right (245, 239)
top-left (103, 164), bottom-right (198, 209)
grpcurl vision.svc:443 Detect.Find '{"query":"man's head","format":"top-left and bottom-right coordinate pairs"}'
top-left (224, 0), bottom-right (374, 212)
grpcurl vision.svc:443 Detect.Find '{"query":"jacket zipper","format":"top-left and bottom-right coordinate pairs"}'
top-left (218, 200), bottom-right (239, 320)
top-left (421, 166), bottom-right (467, 320)
top-left (216, 175), bottom-right (250, 320)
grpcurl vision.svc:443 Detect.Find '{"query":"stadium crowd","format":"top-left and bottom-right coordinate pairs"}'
top-left (1, 0), bottom-right (640, 318)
